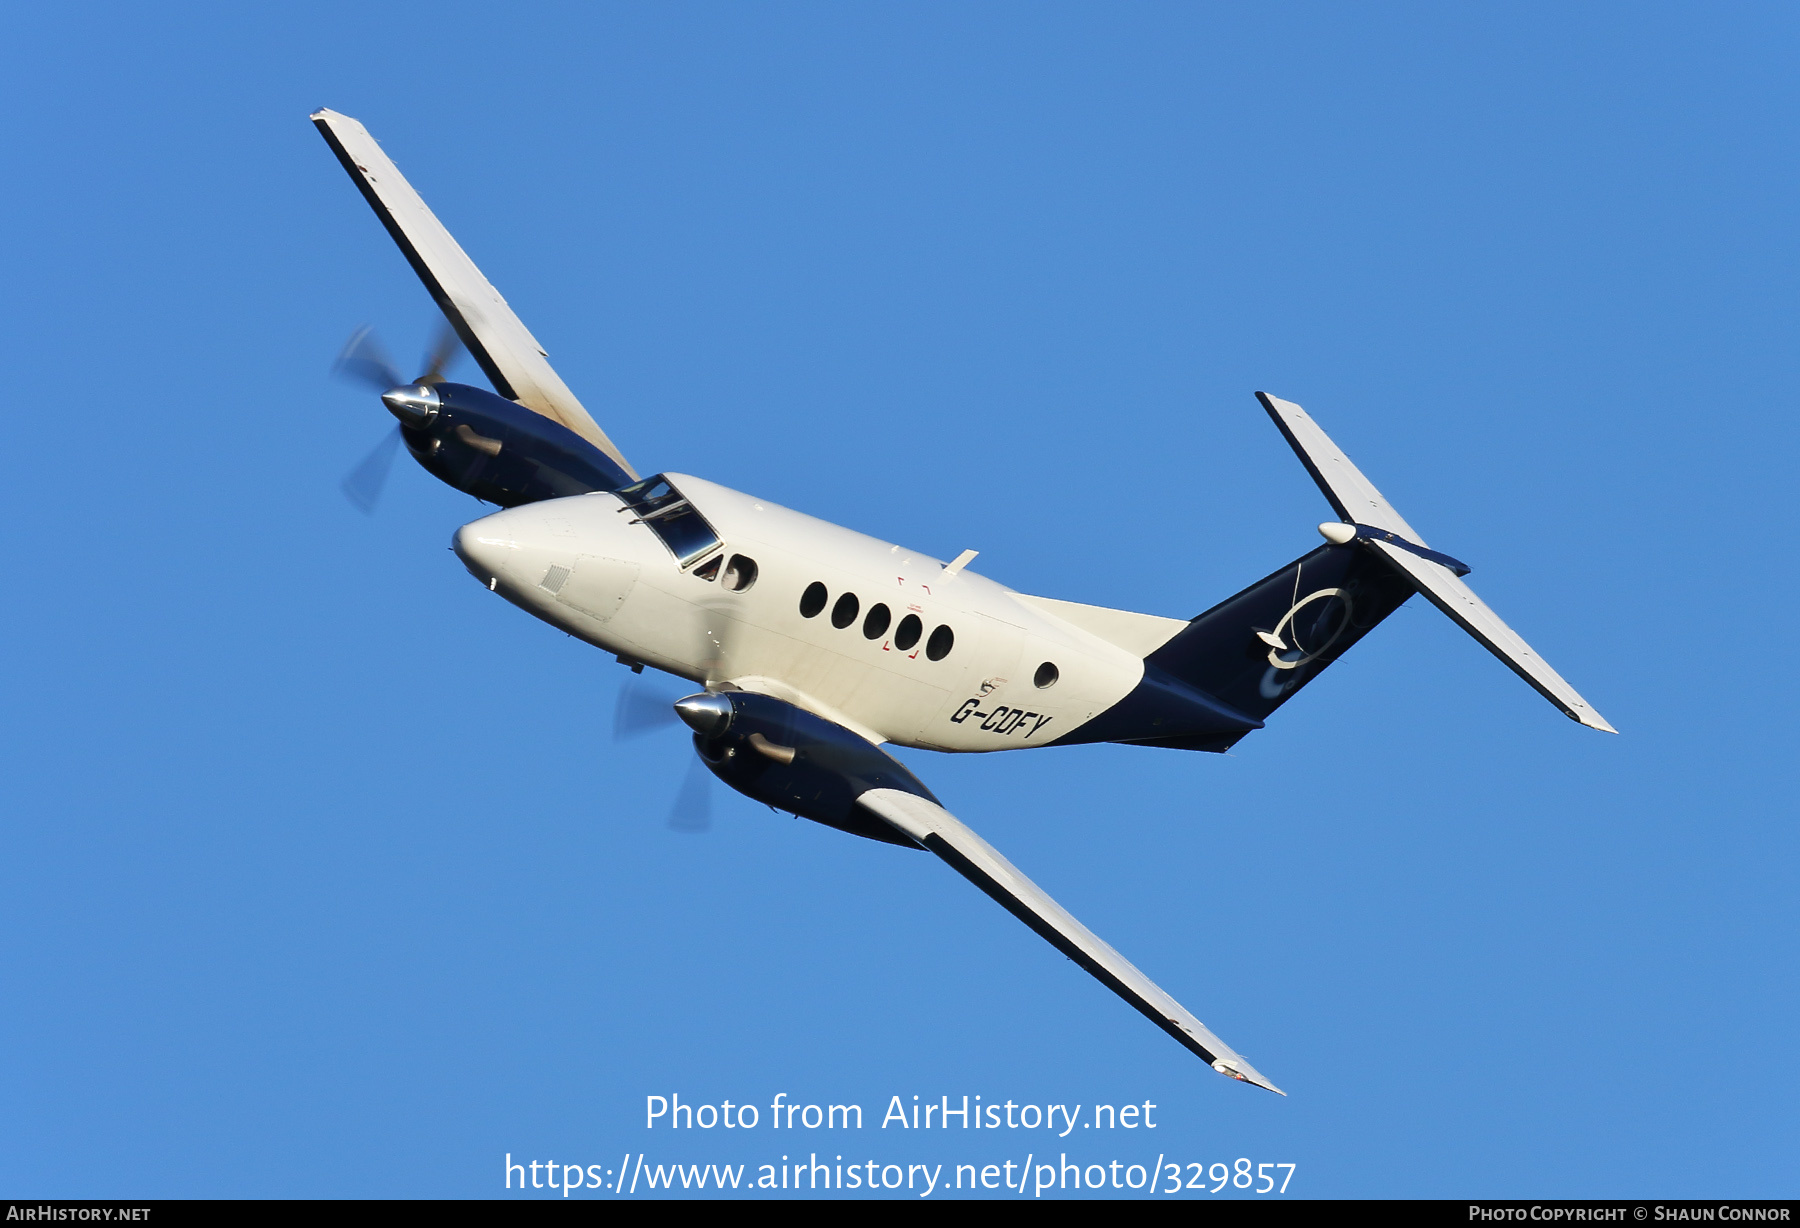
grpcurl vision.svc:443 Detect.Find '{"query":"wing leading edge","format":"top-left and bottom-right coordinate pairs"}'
top-left (858, 788), bottom-right (1283, 1094)
top-left (312, 108), bottom-right (637, 478)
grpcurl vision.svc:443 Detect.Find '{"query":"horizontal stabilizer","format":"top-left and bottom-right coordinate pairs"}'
top-left (312, 109), bottom-right (637, 478)
top-left (1013, 593), bottom-right (1188, 657)
top-left (1258, 392), bottom-right (1427, 545)
top-left (859, 787), bottom-right (1283, 1093)
top-left (1257, 391), bottom-right (1614, 734)
top-left (1368, 541), bottom-right (1617, 732)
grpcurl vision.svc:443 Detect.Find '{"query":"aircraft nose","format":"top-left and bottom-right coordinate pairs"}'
top-left (452, 521), bottom-right (510, 586)
top-left (451, 497), bottom-right (636, 595)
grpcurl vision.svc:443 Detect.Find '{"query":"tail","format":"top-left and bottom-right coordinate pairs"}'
top-left (1130, 393), bottom-right (1614, 747)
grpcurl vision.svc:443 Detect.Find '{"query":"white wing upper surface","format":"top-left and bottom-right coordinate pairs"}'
top-left (312, 109), bottom-right (636, 478)
top-left (858, 788), bottom-right (1283, 1094)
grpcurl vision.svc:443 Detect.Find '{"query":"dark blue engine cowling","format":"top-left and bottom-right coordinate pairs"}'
top-left (692, 692), bottom-right (937, 848)
top-left (402, 381), bottom-right (633, 506)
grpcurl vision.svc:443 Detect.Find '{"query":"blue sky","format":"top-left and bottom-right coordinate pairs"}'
top-left (2, 2), bottom-right (1795, 1199)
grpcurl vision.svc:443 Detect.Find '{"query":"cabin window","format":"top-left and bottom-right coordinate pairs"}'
top-left (893, 614), bottom-right (922, 651)
top-left (722, 554), bottom-right (758, 592)
top-left (692, 555), bottom-right (722, 582)
top-left (1034, 661), bottom-right (1060, 688)
top-left (614, 474), bottom-right (723, 568)
top-left (799, 582), bottom-right (828, 618)
top-left (926, 624), bottom-right (955, 661)
top-left (831, 592), bottom-right (861, 629)
top-left (862, 603), bottom-right (892, 640)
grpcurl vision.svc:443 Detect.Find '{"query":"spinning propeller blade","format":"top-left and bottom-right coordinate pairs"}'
top-left (341, 428), bottom-right (403, 514)
top-left (613, 673), bottom-right (684, 740)
top-left (612, 674), bottom-right (715, 831)
top-left (667, 756), bottom-right (713, 833)
top-left (691, 592), bottom-right (744, 691)
top-left (416, 320), bottom-right (462, 386)
top-left (333, 325), bottom-right (402, 391)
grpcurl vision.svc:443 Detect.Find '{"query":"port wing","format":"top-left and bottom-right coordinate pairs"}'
top-left (312, 108), bottom-right (636, 477)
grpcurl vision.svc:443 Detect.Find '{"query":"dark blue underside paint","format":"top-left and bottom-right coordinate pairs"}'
top-left (698, 691), bottom-right (937, 847)
top-left (403, 382), bottom-right (633, 507)
top-left (1352, 524), bottom-right (1472, 577)
top-left (1057, 542), bottom-right (1416, 754)
top-left (1049, 662), bottom-right (1262, 750)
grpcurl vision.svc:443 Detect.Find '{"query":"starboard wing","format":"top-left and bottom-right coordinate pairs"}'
top-left (857, 787), bottom-right (1283, 1094)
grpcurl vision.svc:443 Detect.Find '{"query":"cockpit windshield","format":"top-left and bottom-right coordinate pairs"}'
top-left (615, 474), bottom-right (723, 568)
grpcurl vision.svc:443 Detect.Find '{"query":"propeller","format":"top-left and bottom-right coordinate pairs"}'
top-left (333, 324), bottom-right (403, 391)
top-left (692, 595), bottom-right (743, 691)
top-left (341, 429), bottom-right (403, 514)
top-left (666, 756), bottom-right (713, 833)
top-left (611, 671), bottom-right (715, 832)
top-left (331, 322), bottom-right (464, 513)
top-left (659, 596), bottom-right (755, 832)
top-left (613, 671), bottom-right (685, 740)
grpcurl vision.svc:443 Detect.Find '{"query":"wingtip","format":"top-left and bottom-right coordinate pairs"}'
top-left (1213, 1057), bottom-right (1285, 1096)
top-left (1570, 704), bottom-right (1618, 734)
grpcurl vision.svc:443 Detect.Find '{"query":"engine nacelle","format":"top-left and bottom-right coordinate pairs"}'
top-left (395, 381), bottom-right (633, 507)
top-left (681, 691), bottom-right (937, 848)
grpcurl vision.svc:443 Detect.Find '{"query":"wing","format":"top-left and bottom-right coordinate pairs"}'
top-left (857, 787), bottom-right (1283, 1094)
top-left (311, 108), bottom-right (637, 479)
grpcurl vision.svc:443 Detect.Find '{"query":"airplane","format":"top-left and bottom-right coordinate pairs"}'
top-left (312, 108), bottom-right (1615, 1096)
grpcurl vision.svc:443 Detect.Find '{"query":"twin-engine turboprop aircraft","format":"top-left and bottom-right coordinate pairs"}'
top-left (314, 109), bottom-right (1614, 1096)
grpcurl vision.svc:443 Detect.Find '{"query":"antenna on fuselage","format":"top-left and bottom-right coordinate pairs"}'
top-left (940, 549), bottom-right (980, 580)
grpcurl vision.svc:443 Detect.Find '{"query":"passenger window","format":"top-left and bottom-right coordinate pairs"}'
top-left (722, 554), bottom-right (758, 592)
top-left (831, 592), bottom-right (861, 629)
top-left (926, 624), bottom-right (955, 661)
top-left (692, 555), bottom-right (722, 582)
top-left (863, 603), bottom-right (892, 640)
top-left (893, 614), bottom-right (922, 651)
top-left (799, 582), bottom-right (828, 618)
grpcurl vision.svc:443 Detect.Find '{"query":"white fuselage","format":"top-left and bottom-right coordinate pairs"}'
top-left (451, 475), bottom-right (1185, 751)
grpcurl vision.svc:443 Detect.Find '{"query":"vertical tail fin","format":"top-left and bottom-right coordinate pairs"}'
top-left (1145, 542), bottom-right (1416, 738)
